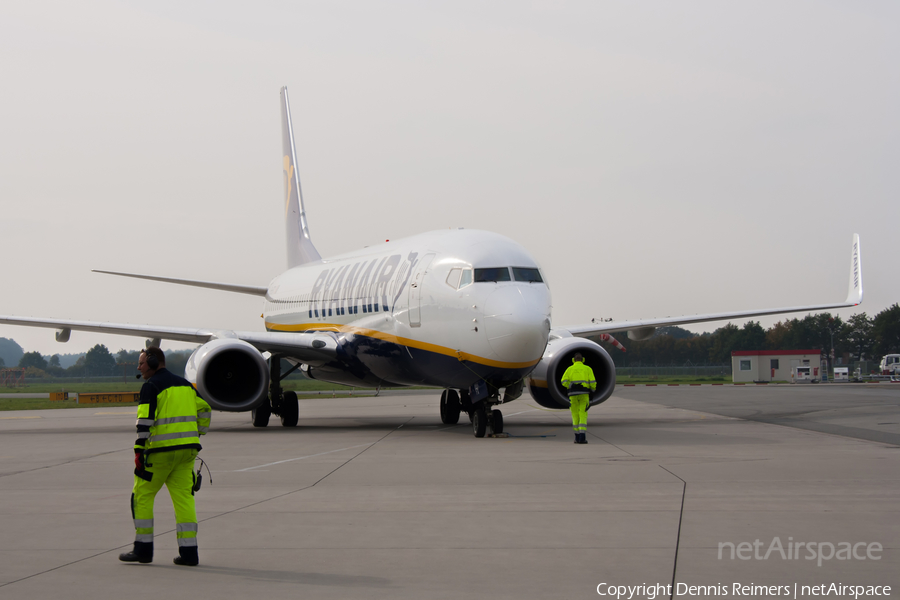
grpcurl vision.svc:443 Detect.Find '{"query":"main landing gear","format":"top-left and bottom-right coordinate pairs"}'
top-left (252, 356), bottom-right (300, 428)
top-left (440, 389), bottom-right (503, 438)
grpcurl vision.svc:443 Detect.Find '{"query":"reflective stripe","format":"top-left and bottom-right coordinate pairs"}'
top-left (134, 519), bottom-right (154, 528)
top-left (136, 431), bottom-right (151, 439)
top-left (135, 533), bottom-right (154, 543)
top-left (136, 419), bottom-right (154, 427)
top-left (567, 390), bottom-right (590, 397)
top-left (150, 431), bottom-right (199, 442)
top-left (155, 416), bottom-right (197, 425)
top-left (178, 537), bottom-right (198, 547)
top-left (198, 426), bottom-right (209, 434)
top-left (198, 412), bottom-right (211, 419)
top-left (176, 523), bottom-right (199, 533)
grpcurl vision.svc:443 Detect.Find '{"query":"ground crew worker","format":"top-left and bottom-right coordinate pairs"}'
top-left (119, 347), bottom-right (211, 566)
top-left (561, 353), bottom-right (596, 444)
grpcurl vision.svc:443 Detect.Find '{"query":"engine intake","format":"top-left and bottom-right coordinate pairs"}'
top-left (525, 336), bottom-right (616, 410)
top-left (184, 339), bottom-right (269, 412)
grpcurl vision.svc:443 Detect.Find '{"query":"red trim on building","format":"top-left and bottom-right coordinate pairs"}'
top-left (731, 349), bottom-right (821, 357)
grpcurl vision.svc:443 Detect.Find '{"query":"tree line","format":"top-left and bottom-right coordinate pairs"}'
top-left (606, 305), bottom-right (900, 367)
top-left (12, 345), bottom-right (194, 378)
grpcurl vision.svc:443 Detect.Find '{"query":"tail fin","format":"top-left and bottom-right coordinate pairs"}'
top-left (280, 86), bottom-right (322, 267)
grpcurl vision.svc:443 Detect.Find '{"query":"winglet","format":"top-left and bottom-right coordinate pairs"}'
top-left (280, 86), bottom-right (322, 268)
top-left (846, 233), bottom-right (863, 305)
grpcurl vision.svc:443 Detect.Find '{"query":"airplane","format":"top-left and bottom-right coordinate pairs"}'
top-left (0, 87), bottom-right (863, 437)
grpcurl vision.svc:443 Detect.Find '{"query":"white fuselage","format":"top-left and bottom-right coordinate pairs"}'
top-left (262, 229), bottom-right (552, 389)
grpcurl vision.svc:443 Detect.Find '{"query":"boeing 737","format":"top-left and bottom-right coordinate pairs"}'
top-left (0, 87), bottom-right (863, 437)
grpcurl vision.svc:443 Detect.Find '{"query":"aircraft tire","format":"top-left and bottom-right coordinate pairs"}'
top-left (440, 389), bottom-right (461, 425)
top-left (472, 404), bottom-right (487, 438)
top-left (490, 409), bottom-right (503, 434)
top-left (252, 402), bottom-right (270, 428)
top-left (280, 391), bottom-right (299, 427)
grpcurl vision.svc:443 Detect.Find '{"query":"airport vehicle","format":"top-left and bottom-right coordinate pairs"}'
top-left (879, 354), bottom-right (900, 376)
top-left (0, 88), bottom-right (864, 437)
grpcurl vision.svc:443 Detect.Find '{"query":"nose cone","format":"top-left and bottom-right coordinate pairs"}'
top-left (483, 286), bottom-right (551, 364)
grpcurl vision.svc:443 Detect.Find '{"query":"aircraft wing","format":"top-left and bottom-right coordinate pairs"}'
top-left (91, 270), bottom-right (269, 296)
top-left (562, 233), bottom-right (862, 341)
top-left (0, 316), bottom-right (338, 363)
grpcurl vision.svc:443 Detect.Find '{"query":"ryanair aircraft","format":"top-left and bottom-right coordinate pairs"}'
top-left (0, 88), bottom-right (863, 437)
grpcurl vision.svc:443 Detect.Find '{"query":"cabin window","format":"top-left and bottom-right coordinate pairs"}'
top-left (474, 267), bottom-right (511, 282)
top-left (770, 359), bottom-right (779, 370)
top-left (739, 360), bottom-right (751, 371)
top-left (446, 268), bottom-right (462, 289)
top-left (512, 267), bottom-right (543, 283)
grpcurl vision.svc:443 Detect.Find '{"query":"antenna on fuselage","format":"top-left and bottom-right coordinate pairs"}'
top-left (280, 86), bottom-right (322, 268)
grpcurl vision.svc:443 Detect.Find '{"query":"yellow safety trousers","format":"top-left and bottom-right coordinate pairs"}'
top-left (569, 395), bottom-right (589, 433)
top-left (132, 449), bottom-right (198, 548)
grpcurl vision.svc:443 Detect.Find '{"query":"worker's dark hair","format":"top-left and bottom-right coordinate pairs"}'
top-left (142, 346), bottom-right (166, 369)
top-left (573, 352), bottom-right (584, 362)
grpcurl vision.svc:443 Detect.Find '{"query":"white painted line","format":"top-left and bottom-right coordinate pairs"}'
top-left (504, 409), bottom-right (538, 417)
top-left (235, 442), bottom-right (376, 472)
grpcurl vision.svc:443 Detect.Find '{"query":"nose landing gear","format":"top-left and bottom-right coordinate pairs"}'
top-left (470, 403), bottom-right (504, 437)
top-left (439, 388), bottom-right (506, 438)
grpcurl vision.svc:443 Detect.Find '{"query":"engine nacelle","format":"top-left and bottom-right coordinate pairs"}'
top-left (525, 336), bottom-right (616, 410)
top-left (184, 338), bottom-right (269, 412)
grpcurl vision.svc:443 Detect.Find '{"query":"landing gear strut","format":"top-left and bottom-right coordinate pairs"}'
top-left (252, 356), bottom-right (300, 428)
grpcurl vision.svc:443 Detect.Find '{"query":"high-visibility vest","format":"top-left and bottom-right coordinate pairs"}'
top-left (135, 369), bottom-right (211, 454)
top-left (561, 361), bottom-right (597, 397)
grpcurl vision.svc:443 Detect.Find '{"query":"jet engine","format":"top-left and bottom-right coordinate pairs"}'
top-left (184, 338), bottom-right (269, 412)
top-left (525, 336), bottom-right (616, 410)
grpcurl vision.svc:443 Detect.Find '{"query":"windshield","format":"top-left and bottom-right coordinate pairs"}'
top-left (512, 267), bottom-right (543, 283)
top-left (474, 267), bottom-right (511, 282)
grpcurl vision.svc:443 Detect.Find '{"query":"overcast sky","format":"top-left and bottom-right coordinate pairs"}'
top-left (1, 1), bottom-right (897, 357)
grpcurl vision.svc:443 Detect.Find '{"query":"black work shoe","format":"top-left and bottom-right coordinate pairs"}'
top-left (119, 551), bottom-right (152, 564)
top-left (174, 545), bottom-right (199, 566)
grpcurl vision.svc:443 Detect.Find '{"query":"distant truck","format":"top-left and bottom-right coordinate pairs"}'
top-left (880, 354), bottom-right (900, 376)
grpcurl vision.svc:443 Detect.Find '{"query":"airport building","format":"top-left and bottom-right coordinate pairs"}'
top-left (731, 349), bottom-right (823, 383)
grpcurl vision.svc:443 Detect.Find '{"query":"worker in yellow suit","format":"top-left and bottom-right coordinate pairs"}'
top-left (119, 347), bottom-right (211, 566)
top-left (561, 353), bottom-right (596, 444)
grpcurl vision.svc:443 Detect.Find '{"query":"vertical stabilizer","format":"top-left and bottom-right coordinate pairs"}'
top-left (280, 86), bottom-right (322, 267)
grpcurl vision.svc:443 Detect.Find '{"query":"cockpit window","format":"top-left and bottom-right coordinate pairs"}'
top-left (459, 268), bottom-right (473, 288)
top-left (512, 267), bottom-right (543, 283)
top-left (446, 268), bottom-right (462, 289)
top-left (474, 267), bottom-right (511, 282)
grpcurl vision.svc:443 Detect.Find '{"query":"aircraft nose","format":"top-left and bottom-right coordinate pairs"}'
top-left (483, 286), bottom-right (551, 364)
